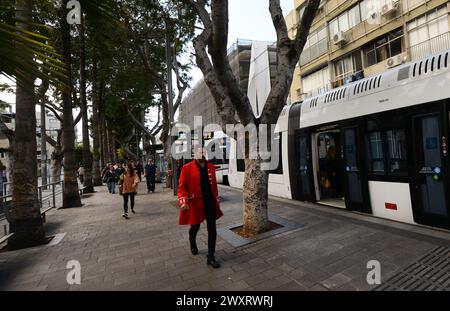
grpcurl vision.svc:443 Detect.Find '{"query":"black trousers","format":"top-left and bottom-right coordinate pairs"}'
top-left (189, 201), bottom-right (217, 258)
top-left (146, 177), bottom-right (155, 192)
top-left (122, 192), bottom-right (135, 214)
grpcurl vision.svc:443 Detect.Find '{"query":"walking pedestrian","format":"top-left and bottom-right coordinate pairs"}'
top-left (115, 162), bottom-right (125, 183)
top-left (144, 159), bottom-right (157, 193)
top-left (104, 164), bottom-right (117, 194)
top-left (119, 164), bottom-right (139, 219)
top-left (177, 147), bottom-right (223, 268)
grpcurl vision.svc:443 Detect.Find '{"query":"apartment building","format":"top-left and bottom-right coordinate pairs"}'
top-left (285, 0), bottom-right (450, 101)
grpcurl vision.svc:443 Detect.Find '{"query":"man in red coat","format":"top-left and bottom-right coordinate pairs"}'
top-left (178, 147), bottom-right (223, 268)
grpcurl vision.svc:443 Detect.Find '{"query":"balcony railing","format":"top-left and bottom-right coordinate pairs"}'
top-left (300, 39), bottom-right (328, 66)
top-left (408, 32), bottom-right (450, 61)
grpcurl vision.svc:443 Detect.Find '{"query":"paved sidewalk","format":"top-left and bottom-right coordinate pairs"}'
top-left (0, 181), bottom-right (449, 291)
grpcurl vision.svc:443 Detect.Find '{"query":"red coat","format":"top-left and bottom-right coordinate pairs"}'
top-left (177, 160), bottom-right (223, 225)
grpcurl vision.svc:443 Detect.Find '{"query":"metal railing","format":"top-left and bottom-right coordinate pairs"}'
top-left (0, 180), bottom-right (64, 238)
top-left (409, 32), bottom-right (450, 61)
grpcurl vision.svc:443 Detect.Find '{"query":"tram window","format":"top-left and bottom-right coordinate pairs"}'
top-left (367, 131), bottom-right (385, 174)
top-left (386, 129), bottom-right (407, 175)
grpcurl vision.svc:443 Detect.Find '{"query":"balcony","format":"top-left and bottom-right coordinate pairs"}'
top-left (300, 39), bottom-right (328, 66)
top-left (408, 32), bottom-right (450, 61)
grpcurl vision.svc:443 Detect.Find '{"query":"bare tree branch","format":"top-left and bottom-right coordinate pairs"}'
top-left (73, 111), bottom-right (82, 126)
top-left (127, 108), bottom-right (155, 139)
top-left (149, 102), bottom-right (161, 134)
top-left (45, 104), bottom-right (63, 122)
top-left (184, 0), bottom-right (237, 129)
top-left (0, 119), bottom-right (14, 142)
top-left (45, 102), bottom-right (63, 113)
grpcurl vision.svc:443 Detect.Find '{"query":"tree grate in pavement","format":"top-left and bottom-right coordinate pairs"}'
top-left (374, 246), bottom-right (450, 291)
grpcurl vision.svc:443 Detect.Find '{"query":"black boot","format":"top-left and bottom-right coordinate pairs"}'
top-left (190, 240), bottom-right (198, 255)
top-left (207, 256), bottom-right (220, 268)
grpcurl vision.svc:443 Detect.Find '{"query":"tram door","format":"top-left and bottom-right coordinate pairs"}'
top-left (293, 131), bottom-right (315, 201)
top-left (342, 126), bottom-right (371, 213)
top-left (412, 114), bottom-right (450, 228)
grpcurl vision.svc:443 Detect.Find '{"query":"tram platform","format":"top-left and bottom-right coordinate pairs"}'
top-left (0, 182), bottom-right (449, 291)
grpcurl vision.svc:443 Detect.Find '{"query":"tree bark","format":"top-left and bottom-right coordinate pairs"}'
top-left (61, 0), bottom-right (82, 208)
top-left (98, 82), bottom-right (106, 167)
top-left (8, 0), bottom-right (46, 249)
top-left (79, 15), bottom-right (94, 193)
top-left (91, 59), bottom-right (102, 185)
top-left (243, 156), bottom-right (269, 232)
top-left (109, 128), bottom-right (116, 163)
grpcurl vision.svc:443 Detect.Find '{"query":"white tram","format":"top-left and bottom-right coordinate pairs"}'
top-left (228, 49), bottom-right (450, 230)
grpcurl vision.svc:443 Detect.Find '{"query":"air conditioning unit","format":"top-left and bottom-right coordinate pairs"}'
top-left (333, 31), bottom-right (347, 45)
top-left (381, 0), bottom-right (399, 16)
top-left (386, 54), bottom-right (405, 68)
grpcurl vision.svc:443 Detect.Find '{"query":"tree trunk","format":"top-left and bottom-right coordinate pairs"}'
top-left (109, 129), bottom-right (116, 163)
top-left (91, 59), bottom-right (102, 186)
top-left (79, 16), bottom-right (94, 193)
top-left (243, 156), bottom-right (269, 233)
top-left (50, 130), bottom-right (63, 183)
top-left (61, 0), bottom-right (82, 208)
top-left (51, 149), bottom-right (63, 183)
top-left (98, 84), bottom-right (106, 167)
top-left (102, 119), bottom-right (110, 163)
top-left (8, 0), bottom-right (46, 249)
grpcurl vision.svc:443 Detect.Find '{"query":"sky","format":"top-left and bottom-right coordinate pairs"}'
top-left (229, 0), bottom-right (294, 43)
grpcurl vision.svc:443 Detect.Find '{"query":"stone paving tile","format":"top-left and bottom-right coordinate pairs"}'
top-left (320, 273), bottom-right (353, 290)
top-left (0, 182), bottom-right (449, 291)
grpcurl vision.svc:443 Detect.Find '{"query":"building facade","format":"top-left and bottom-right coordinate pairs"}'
top-left (178, 40), bottom-right (278, 128)
top-left (286, 0), bottom-right (450, 101)
top-left (0, 104), bottom-right (61, 184)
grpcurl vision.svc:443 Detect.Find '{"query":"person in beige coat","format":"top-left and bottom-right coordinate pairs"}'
top-left (119, 163), bottom-right (139, 219)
